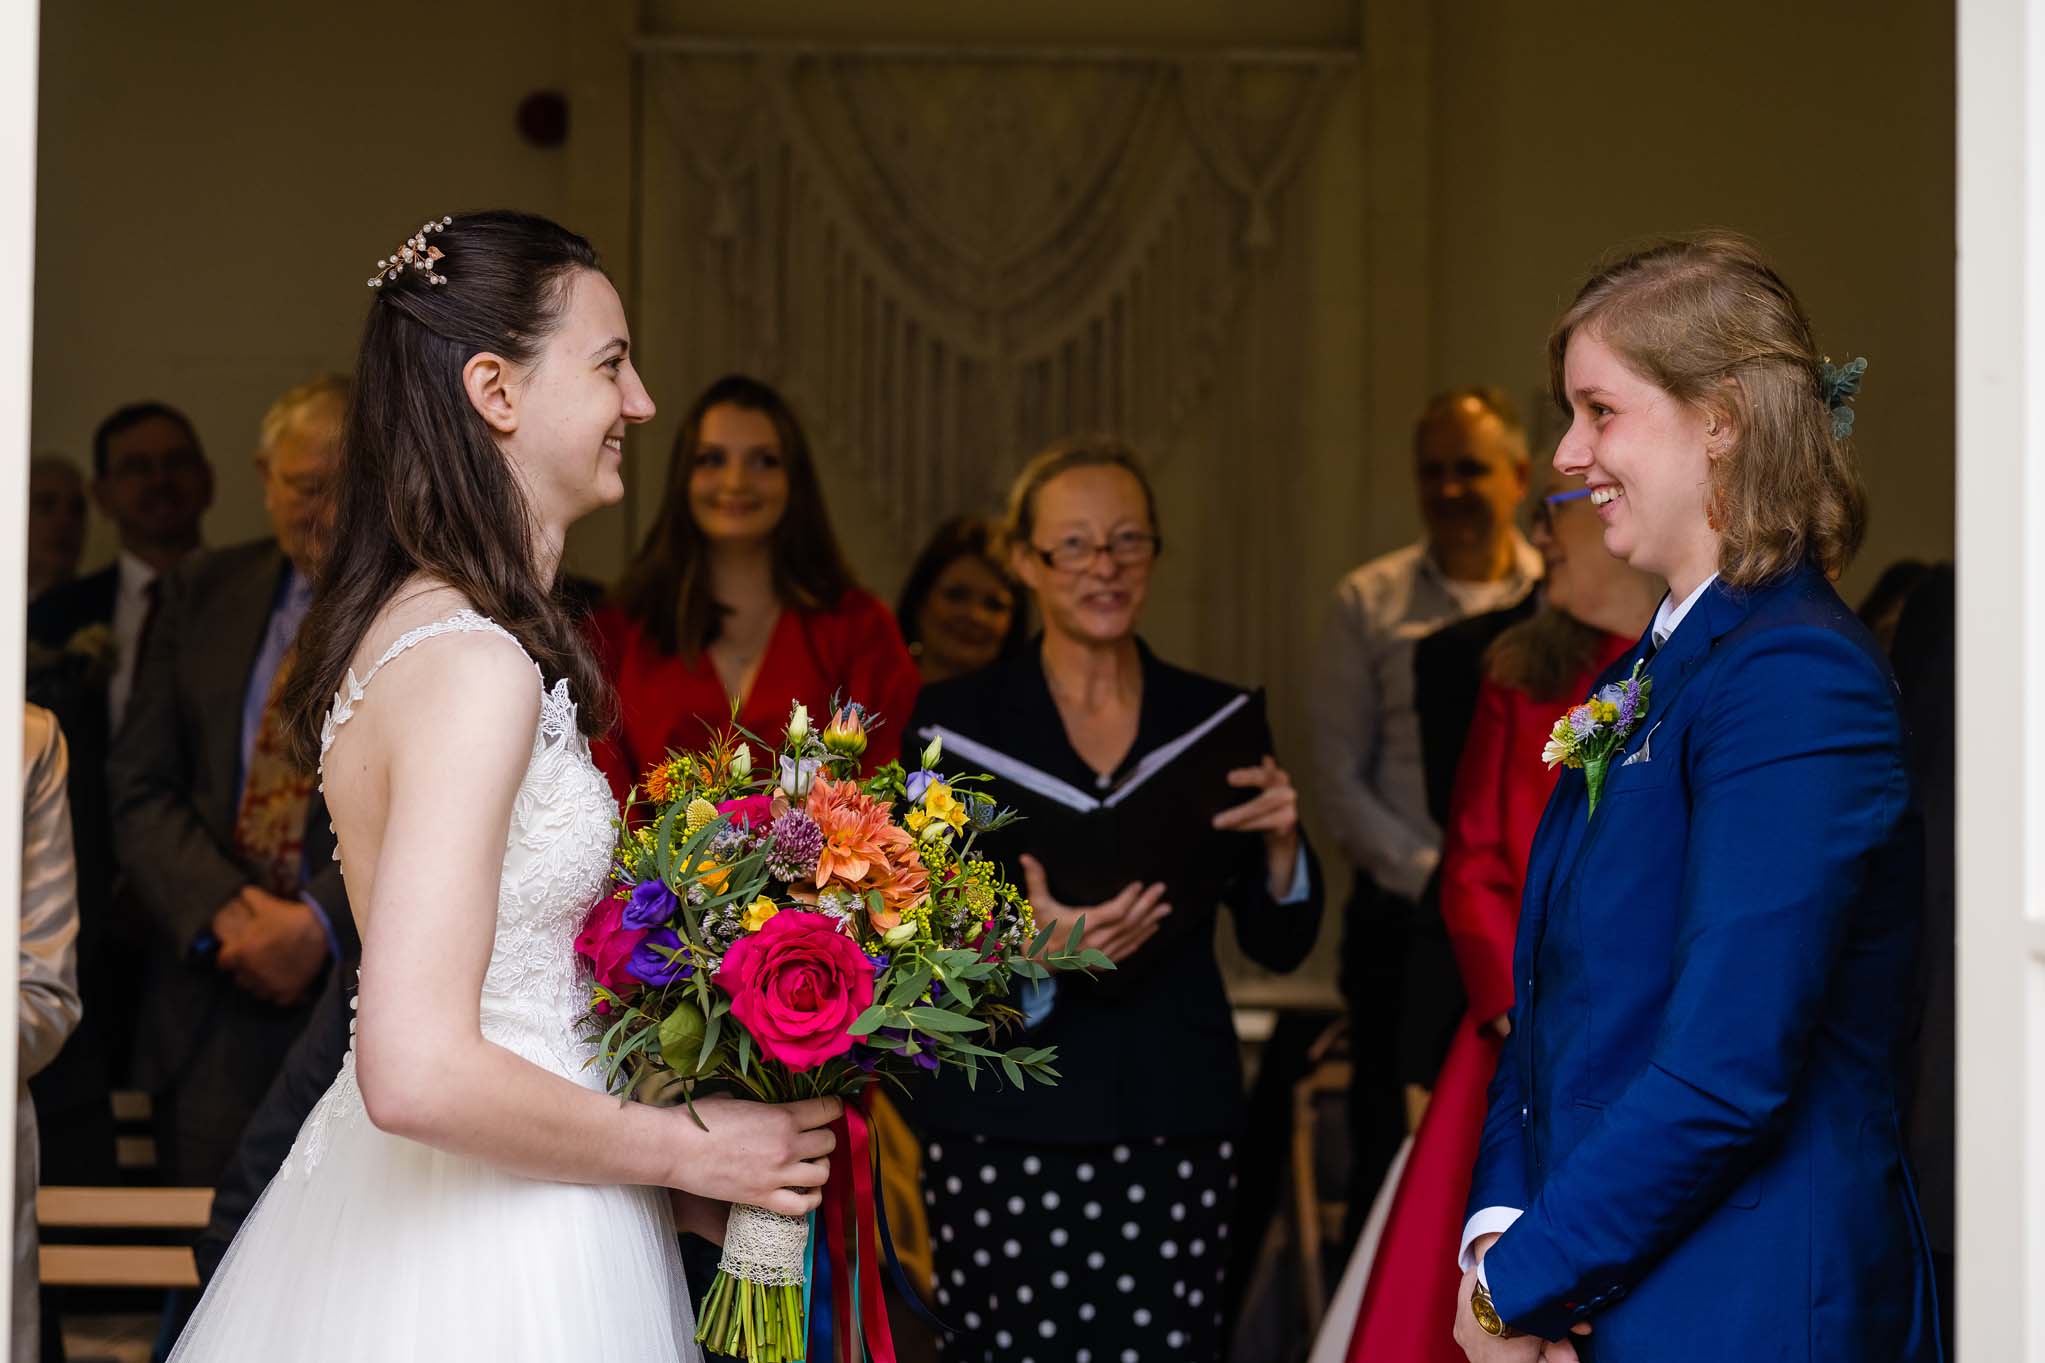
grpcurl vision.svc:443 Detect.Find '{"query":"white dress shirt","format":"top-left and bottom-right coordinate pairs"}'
top-left (107, 549), bottom-right (161, 734)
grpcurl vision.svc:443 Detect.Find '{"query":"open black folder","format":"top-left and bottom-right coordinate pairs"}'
top-left (916, 688), bottom-right (1271, 989)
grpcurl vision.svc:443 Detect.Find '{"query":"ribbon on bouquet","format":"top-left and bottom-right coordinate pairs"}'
top-left (821, 1094), bottom-right (898, 1363)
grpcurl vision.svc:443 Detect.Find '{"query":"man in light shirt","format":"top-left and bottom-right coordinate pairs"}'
top-left (1310, 386), bottom-right (1541, 1232)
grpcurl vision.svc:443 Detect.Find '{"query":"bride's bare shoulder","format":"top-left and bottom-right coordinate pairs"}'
top-left (340, 578), bottom-right (540, 737)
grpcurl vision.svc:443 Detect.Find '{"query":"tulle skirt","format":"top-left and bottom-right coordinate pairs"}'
top-left (168, 1068), bottom-right (699, 1362)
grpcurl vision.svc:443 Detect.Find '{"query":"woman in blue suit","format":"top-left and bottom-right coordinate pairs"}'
top-left (1454, 233), bottom-right (1941, 1363)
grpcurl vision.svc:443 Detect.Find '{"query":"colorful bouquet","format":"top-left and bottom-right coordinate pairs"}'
top-left (1541, 659), bottom-right (1652, 815)
top-left (574, 700), bottom-right (1106, 1363)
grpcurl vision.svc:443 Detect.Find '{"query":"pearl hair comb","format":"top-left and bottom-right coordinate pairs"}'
top-left (367, 216), bottom-right (454, 289)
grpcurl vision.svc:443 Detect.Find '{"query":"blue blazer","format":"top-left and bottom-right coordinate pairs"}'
top-left (1469, 564), bottom-right (1941, 1360)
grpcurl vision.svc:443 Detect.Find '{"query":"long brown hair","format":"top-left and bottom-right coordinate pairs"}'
top-left (282, 210), bottom-right (616, 770)
top-left (1548, 231), bottom-right (1866, 586)
top-left (1485, 608), bottom-right (1611, 703)
top-left (611, 374), bottom-right (855, 657)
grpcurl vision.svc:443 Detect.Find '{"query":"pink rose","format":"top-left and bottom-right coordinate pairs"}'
top-left (576, 890), bottom-right (649, 993)
top-left (713, 910), bottom-right (875, 1071)
top-left (717, 794), bottom-right (776, 832)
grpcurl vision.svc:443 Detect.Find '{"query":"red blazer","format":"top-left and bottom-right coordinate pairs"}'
top-left (1348, 630), bottom-right (1632, 1363)
top-left (586, 589), bottom-right (922, 802)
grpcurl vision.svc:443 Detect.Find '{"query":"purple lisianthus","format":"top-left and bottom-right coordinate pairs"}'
top-left (626, 929), bottom-right (693, 986)
top-left (905, 768), bottom-right (937, 803)
top-left (621, 878), bottom-right (679, 930)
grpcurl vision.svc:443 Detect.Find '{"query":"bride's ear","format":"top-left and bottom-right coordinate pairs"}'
top-left (463, 351), bottom-right (519, 435)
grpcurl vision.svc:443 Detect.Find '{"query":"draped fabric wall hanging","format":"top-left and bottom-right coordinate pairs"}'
top-left (633, 46), bottom-right (1352, 867)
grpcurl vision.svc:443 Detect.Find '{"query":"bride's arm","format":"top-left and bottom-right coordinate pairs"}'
top-left (350, 634), bottom-right (836, 1215)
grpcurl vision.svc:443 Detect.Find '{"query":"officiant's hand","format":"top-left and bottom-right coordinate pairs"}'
top-left (671, 1094), bottom-right (841, 1217)
top-left (1212, 757), bottom-right (1302, 897)
top-left (1018, 854), bottom-right (1171, 964)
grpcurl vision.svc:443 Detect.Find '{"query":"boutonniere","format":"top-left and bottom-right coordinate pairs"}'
top-left (1542, 660), bottom-right (1652, 817)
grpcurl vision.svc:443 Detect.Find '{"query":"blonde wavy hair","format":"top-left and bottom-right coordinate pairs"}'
top-left (1547, 232), bottom-right (1866, 586)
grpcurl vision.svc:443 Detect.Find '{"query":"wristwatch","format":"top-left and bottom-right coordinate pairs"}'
top-left (1470, 1280), bottom-right (1517, 1338)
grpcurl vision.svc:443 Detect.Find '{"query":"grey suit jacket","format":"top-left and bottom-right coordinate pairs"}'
top-left (106, 538), bottom-right (355, 1089)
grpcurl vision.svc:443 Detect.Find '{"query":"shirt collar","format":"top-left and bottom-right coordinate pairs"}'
top-left (116, 549), bottom-right (159, 599)
top-left (1653, 572), bottom-right (1720, 644)
top-left (1416, 531), bottom-right (1544, 594)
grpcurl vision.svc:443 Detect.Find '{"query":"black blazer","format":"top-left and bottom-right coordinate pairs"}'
top-left (904, 641), bottom-right (1323, 1144)
top-left (107, 539), bottom-right (357, 1095)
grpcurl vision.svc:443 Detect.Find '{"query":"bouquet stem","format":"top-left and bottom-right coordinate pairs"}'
top-left (695, 1202), bottom-right (811, 1363)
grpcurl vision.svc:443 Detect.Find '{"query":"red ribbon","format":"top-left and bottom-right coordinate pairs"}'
top-left (821, 1094), bottom-right (896, 1363)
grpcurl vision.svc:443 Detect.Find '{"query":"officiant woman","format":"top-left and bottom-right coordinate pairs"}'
top-left (904, 437), bottom-right (1325, 1363)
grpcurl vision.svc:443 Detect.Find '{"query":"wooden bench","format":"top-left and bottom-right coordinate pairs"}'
top-left (36, 1186), bottom-right (212, 1290)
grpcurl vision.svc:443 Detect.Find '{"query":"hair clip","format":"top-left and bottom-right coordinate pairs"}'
top-left (1819, 355), bottom-right (1867, 440)
top-left (367, 216), bottom-right (454, 289)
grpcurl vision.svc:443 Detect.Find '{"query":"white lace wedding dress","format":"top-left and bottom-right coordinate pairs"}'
top-left (169, 611), bottom-right (701, 1361)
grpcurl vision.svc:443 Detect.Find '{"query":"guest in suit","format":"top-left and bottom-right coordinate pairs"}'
top-left (908, 437), bottom-right (1324, 1363)
top-left (108, 375), bottom-right (357, 1189)
top-left (589, 373), bottom-right (920, 796)
top-left (29, 401), bottom-right (214, 735)
top-left (895, 514), bottom-right (1027, 683)
top-left (1456, 233), bottom-right (1939, 1362)
top-left (1346, 475), bottom-right (1658, 1363)
top-left (25, 408), bottom-right (212, 1190)
top-left (26, 455), bottom-right (87, 604)
top-left (16, 705), bottom-right (83, 1363)
top-left (1311, 387), bottom-right (1542, 1231)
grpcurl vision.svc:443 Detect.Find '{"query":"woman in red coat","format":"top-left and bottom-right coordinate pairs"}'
top-left (1340, 476), bottom-right (1661, 1363)
top-left (589, 374), bottom-right (921, 800)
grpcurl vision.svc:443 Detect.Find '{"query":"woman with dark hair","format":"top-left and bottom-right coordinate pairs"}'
top-left (906, 437), bottom-right (1324, 1363)
top-left (895, 513), bottom-right (1026, 682)
top-left (172, 213), bottom-right (837, 1362)
top-left (590, 373), bottom-right (921, 797)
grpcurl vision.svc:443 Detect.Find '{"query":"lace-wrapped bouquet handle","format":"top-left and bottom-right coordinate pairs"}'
top-left (575, 700), bottom-right (1109, 1363)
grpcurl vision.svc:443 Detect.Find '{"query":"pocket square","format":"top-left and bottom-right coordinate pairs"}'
top-left (1621, 720), bottom-right (1661, 767)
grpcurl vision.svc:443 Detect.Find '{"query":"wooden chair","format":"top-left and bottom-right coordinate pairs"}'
top-left (1289, 1019), bottom-right (1352, 1333)
top-left (36, 1186), bottom-right (211, 1290)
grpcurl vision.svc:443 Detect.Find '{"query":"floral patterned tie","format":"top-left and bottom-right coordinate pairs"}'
top-left (232, 647), bottom-right (314, 896)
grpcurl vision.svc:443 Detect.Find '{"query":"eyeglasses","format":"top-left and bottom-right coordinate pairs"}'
top-left (1529, 487), bottom-right (1592, 536)
top-left (1029, 529), bottom-right (1162, 572)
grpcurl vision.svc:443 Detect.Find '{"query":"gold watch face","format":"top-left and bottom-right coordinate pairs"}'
top-left (1472, 1283), bottom-right (1509, 1337)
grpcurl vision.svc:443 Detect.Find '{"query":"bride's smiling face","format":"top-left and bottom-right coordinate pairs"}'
top-left (499, 269), bottom-right (655, 525)
top-left (1552, 329), bottom-right (1721, 597)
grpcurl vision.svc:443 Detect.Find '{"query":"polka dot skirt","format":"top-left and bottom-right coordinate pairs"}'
top-left (924, 1134), bottom-right (1237, 1363)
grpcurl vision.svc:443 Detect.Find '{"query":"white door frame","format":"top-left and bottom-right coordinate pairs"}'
top-left (0, 0), bottom-right (40, 1343)
top-left (1957, 0), bottom-right (2044, 1356)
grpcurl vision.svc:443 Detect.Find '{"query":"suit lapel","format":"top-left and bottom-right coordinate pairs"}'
top-left (202, 544), bottom-right (286, 800)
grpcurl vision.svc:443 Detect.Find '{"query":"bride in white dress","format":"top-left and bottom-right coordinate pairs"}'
top-left (169, 210), bottom-right (841, 1361)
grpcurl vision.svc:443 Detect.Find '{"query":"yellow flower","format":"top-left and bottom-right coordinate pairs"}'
top-left (905, 808), bottom-right (931, 834)
top-left (691, 858), bottom-right (732, 896)
top-left (923, 783), bottom-right (969, 835)
top-left (684, 797), bottom-right (719, 834)
top-left (742, 896), bottom-right (780, 932)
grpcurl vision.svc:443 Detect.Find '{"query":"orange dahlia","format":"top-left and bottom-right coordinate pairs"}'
top-left (806, 776), bottom-right (893, 888)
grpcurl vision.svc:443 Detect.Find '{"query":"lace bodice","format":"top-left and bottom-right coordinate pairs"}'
top-left (288, 611), bottom-right (617, 1176)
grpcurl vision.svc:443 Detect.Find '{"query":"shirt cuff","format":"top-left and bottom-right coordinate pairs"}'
top-left (1019, 978), bottom-right (1057, 1029)
top-left (300, 892), bottom-right (341, 964)
top-left (1460, 1206), bottom-right (1524, 1289)
top-left (1274, 844), bottom-right (1313, 905)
